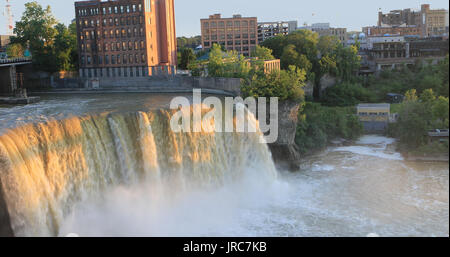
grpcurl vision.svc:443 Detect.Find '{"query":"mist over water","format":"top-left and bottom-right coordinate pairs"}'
top-left (0, 95), bottom-right (448, 237)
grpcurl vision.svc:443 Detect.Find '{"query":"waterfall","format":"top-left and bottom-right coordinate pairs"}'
top-left (0, 107), bottom-right (277, 236)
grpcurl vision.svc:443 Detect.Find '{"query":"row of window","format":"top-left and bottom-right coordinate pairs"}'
top-left (82, 66), bottom-right (148, 78)
top-left (359, 112), bottom-right (389, 116)
top-left (203, 34), bottom-right (256, 40)
top-left (203, 28), bottom-right (256, 34)
top-left (81, 41), bottom-right (148, 52)
top-left (78, 4), bottom-right (143, 17)
top-left (203, 40), bottom-right (257, 47)
top-left (203, 20), bottom-right (256, 28)
top-left (81, 53), bottom-right (148, 66)
top-left (80, 27), bottom-right (146, 41)
top-left (79, 16), bottom-right (145, 28)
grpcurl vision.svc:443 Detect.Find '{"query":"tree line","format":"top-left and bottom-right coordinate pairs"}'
top-left (8, 2), bottom-right (78, 73)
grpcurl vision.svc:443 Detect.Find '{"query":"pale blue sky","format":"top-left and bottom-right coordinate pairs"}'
top-left (1, 0), bottom-right (448, 36)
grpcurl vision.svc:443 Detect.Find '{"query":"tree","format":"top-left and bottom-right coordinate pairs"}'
top-left (405, 89), bottom-right (418, 102)
top-left (207, 44), bottom-right (225, 77)
top-left (242, 66), bottom-right (306, 101)
top-left (251, 45), bottom-right (275, 60)
top-left (317, 35), bottom-right (340, 56)
top-left (179, 47), bottom-right (196, 70)
top-left (6, 43), bottom-right (25, 58)
top-left (420, 88), bottom-right (436, 103)
top-left (54, 23), bottom-right (73, 71)
top-left (13, 1), bottom-right (58, 72)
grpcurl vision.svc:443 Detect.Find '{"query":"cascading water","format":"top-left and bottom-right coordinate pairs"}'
top-left (0, 107), bottom-right (278, 236)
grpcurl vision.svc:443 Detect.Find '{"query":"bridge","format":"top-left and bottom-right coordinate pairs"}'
top-left (0, 57), bottom-right (33, 96)
top-left (0, 57), bottom-right (32, 67)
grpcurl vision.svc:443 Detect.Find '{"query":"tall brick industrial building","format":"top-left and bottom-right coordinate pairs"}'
top-left (75, 0), bottom-right (177, 78)
top-left (201, 14), bottom-right (258, 56)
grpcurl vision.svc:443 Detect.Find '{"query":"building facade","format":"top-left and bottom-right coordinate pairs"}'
top-left (0, 35), bottom-right (12, 52)
top-left (367, 37), bottom-right (449, 71)
top-left (314, 27), bottom-right (348, 42)
top-left (363, 25), bottom-right (423, 37)
top-left (75, 0), bottom-right (177, 78)
top-left (257, 21), bottom-right (298, 43)
top-left (300, 23), bottom-right (348, 43)
top-left (422, 4), bottom-right (449, 37)
top-left (375, 4), bottom-right (449, 38)
top-left (357, 104), bottom-right (391, 133)
top-left (201, 14), bottom-right (258, 56)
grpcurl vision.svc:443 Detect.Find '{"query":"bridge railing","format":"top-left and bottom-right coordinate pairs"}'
top-left (0, 57), bottom-right (32, 64)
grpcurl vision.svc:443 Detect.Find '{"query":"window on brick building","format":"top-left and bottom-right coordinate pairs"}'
top-left (111, 55), bottom-right (115, 64)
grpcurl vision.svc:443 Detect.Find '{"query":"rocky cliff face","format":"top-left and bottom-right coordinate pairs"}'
top-left (0, 179), bottom-right (13, 237)
top-left (267, 100), bottom-right (302, 171)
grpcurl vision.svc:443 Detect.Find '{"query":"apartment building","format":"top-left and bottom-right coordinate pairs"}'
top-left (201, 14), bottom-right (258, 56)
top-left (257, 21), bottom-right (298, 42)
top-left (75, 0), bottom-right (177, 78)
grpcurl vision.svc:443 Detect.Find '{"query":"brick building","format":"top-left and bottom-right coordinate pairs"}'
top-left (372, 4), bottom-right (449, 38)
top-left (201, 14), bottom-right (258, 56)
top-left (75, 0), bottom-right (177, 78)
top-left (363, 25), bottom-right (423, 37)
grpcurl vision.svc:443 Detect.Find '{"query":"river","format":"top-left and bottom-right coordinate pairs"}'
top-left (0, 94), bottom-right (448, 237)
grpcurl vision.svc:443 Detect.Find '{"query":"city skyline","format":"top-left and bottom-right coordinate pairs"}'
top-left (0, 0), bottom-right (449, 36)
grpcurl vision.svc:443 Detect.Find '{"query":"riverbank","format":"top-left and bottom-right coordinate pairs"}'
top-left (0, 96), bottom-right (40, 104)
top-left (402, 152), bottom-right (449, 162)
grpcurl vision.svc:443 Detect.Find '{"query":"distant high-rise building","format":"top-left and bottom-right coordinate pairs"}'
top-left (257, 21), bottom-right (298, 42)
top-left (201, 14), bottom-right (258, 56)
top-left (75, 0), bottom-right (177, 78)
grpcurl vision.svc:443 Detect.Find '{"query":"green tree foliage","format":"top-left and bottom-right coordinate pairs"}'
top-left (241, 66), bottom-right (306, 101)
top-left (178, 47), bottom-right (196, 70)
top-left (206, 44), bottom-right (250, 78)
top-left (364, 56), bottom-right (449, 101)
top-left (6, 43), bottom-right (25, 58)
top-left (261, 29), bottom-right (360, 84)
top-left (13, 2), bottom-right (57, 71)
top-left (321, 82), bottom-right (376, 106)
top-left (389, 88), bottom-right (449, 152)
top-left (295, 102), bottom-right (363, 154)
top-left (250, 45), bottom-right (275, 60)
top-left (11, 2), bottom-right (78, 72)
top-left (177, 36), bottom-right (201, 49)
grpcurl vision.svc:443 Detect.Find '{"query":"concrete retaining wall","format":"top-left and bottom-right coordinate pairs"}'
top-left (41, 76), bottom-right (242, 96)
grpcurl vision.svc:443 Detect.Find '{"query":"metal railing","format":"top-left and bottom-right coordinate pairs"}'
top-left (0, 57), bottom-right (32, 64)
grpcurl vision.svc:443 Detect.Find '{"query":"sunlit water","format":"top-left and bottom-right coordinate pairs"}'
top-left (0, 94), bottom-right (448, 237)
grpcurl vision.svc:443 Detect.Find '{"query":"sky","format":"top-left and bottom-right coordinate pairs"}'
top-left (0, 0), bottom-right (449, 36)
